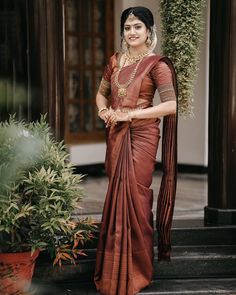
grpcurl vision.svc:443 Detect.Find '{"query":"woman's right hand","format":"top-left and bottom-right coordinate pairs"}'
top-left (98, 108), bottom-right (117, 128)
top-left (98, 109), bottom-right (110, 122)
top-left (105, 109), bottom-right (118, 127)
top-left (98, 107), bottom-right (123, 128)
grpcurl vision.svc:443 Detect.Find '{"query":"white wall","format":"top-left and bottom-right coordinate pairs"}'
top-left (70, 143), bottom-right (106, 165)
top-left (69, 0), bottom-right (209, 167)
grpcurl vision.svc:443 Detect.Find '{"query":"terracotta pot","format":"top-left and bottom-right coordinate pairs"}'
top-left (0, 249), bottom-right (40, 295)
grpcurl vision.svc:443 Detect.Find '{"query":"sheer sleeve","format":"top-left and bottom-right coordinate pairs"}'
top-left (98, 54), bottom-right (116, 99)
top-left (150, 60), bottom-right (176, 102)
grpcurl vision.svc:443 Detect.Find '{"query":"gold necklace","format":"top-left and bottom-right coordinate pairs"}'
top-left (124, 50), bottom-right (151, 64)
top-left (114, 51), bottom-right (150, 97)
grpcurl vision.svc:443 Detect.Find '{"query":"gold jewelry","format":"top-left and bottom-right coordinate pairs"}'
top-left (121, 37), bottom-right (129, 51)
top-left (98, 107), bottom-right (108, 115)
top-left (114, 57), bottom-right (142, 97)
top-left (106, 110), bottom-right (117, 127)
top-left (145, 35), bottom-right (152, 47)
top-left (124, 49), bottom-right (151, 64)
top-left (115, 50), bottom-right (151, 97)
top-left (127, 11), bottom-right (136, 21)
top-left (117, 104), bottom-right (147, 113)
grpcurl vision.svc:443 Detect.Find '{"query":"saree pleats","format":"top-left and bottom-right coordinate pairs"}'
top-left (94, 119), bottom-right (160, 295)
top-left (156, 114), bottom-right (177, 260)
top-left (156, 57), bottom-right (178, 260)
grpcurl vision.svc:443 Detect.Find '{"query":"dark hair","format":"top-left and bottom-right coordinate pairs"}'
top-left (120, 6), bottom-right (154, 36)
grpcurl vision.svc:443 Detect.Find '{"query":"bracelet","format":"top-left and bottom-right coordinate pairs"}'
top-left (98, 107), bottom-right (108, 115)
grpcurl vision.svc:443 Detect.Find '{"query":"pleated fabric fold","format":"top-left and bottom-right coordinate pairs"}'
top-left (94, 119), bottom-right (160, 295)
top-left (156, 114), bottom-right (177, 260)
top-left (156, 57), bottom-right (178, 261)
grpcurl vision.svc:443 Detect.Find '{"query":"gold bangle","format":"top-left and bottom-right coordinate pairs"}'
top-left (98, 107), bottom-right (108, 115)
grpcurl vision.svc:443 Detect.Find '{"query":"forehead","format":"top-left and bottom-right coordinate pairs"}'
top-left (124, 16), bottom-right (145, 26)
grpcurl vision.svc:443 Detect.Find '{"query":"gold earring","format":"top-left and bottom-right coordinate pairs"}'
top-left (121, 37), bottom-right (129, 52)
top-left (145, 35), bottom-right (152, 47)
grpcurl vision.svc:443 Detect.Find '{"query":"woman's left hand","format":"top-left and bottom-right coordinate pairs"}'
top-left (105, 110), bottom-right (129, 127)
top-left (115, 110), bottom-right (129, 122)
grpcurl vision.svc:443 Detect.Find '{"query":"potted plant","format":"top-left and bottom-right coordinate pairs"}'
top-left (0, 115), bottom-right (97, 294)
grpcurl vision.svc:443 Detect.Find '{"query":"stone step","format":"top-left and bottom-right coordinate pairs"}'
top-left (34, 245), bottom-right (236, 283)
top-left (84, 225), bottom-right (236, 249)
top-left (170, 226), bottom-right (236, 246)
top-left (135, 278), bottom-right (236, 295)
top-left (31, 278), bottom-right (236, 294)
top-left (153, 245), bottom-right (236, 279)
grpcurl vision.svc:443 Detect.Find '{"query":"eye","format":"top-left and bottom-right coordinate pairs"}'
top-left (124, 27), bottom-right (130, 31)
top-left (135, 25), bottom-right (142, 30)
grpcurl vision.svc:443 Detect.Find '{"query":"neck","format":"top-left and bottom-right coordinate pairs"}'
top-left (128, 45), bottom-right (149, 56)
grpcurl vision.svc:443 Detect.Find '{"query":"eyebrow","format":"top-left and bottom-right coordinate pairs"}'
top-left (124, 22), bottom-right (143, 26)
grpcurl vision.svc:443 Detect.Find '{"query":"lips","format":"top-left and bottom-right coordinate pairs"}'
top-left (129, 37), bottom-right (139, 41)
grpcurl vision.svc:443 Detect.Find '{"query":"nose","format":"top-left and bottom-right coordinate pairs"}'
top-left (130, 26), bottom-right (136, 34)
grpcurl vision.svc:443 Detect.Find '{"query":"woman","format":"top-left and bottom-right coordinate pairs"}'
top-left (94, 6), bottom-right (178, 295)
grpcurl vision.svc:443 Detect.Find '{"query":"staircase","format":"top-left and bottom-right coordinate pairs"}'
top-left (32, 220), bottom-right (236, 294)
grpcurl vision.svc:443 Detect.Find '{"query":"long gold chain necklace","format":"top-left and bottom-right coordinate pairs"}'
top-left (114, 50), bottom-right (151, 97)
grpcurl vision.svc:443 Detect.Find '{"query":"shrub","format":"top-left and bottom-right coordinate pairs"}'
top-left (0, 115), bottom-right (97, 265)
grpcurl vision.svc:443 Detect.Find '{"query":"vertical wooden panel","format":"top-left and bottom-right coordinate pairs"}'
top-left (0, 0), bottom-right (30, 121)
top-left (206, 0), bottom-right (236, 225)
top-left (27, 0), bottom-right (64, 140)
top-left (228, 0), bottom-right (236, 208)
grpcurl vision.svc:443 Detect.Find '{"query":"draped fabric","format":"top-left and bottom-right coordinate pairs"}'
top-left (156, 57), bottom-right (178, 261)
top-left (95, 119), bottom-right (160, 295)
top-left (94, 54), bottom-right (178, 295)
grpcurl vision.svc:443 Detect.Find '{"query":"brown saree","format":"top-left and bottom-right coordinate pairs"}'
top-left (94, 54), bottom-right (178, 295)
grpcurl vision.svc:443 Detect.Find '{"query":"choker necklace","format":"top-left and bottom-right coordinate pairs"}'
top-left (124, 50), bottom-right (151, 64)
top-left (115, 50), bottom-right (150, 97)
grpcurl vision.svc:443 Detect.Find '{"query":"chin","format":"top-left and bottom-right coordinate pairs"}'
top-left (128, 42), bottom-right (145, 48)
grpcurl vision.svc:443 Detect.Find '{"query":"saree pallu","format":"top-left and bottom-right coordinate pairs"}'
top-left (94, 118), bottom-right (161, 295)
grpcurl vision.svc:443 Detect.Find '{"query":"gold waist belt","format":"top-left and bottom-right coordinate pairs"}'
top-left (117, 102), bottom-right (151, 113)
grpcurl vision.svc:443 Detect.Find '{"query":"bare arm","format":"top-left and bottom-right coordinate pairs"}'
top-left (96, 74), bottom-right (112, 122)
top-left (96, 56), bottom-right (113, 121)
top-left (96, 91), bottom-right (109, 110)
top-left (130, 100), bottom-right (176, 119)
top-left (109, 101), bottom-right (176, 124)
top-left (96, 91), bottom-right (114, 124)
